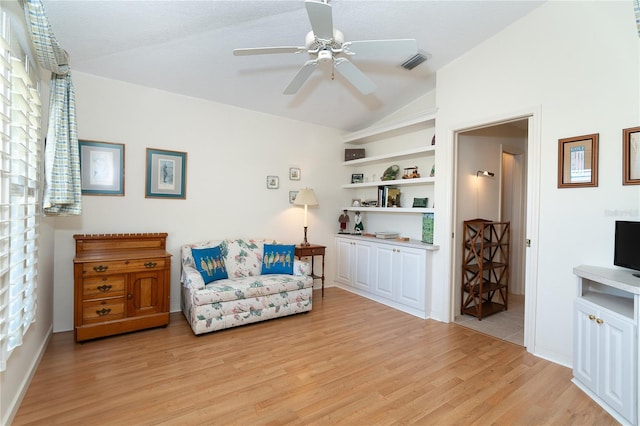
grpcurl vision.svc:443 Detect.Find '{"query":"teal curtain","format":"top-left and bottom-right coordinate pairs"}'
top-left (23, 0), bottom-right (81, 215)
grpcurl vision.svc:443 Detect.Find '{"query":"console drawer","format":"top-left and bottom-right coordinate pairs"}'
top-left (82, 258), bottom-right (166, 275)
top-left (83, 275), bottom-right (126, 300)
top-left (83, 298), bottom-right (125, 323)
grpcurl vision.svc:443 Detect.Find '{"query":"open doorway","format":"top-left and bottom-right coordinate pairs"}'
top-left (453, 119), bottom-right (528, 346)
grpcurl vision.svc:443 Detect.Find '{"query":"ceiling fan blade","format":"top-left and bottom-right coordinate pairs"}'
top-left (305, 0), bottom-right (333, 40)
top-left (233, 46), bottom-right (305, 56)
top-left (333, 58), bottom-right (376, 95)
top-left (283, 60), bottom-right (318, 95)
top-left (346, 39), bottom-right (418, 58)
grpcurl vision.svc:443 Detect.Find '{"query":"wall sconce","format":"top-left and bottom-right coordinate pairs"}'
top-left (475, 170), bottom-right (494, 219)
top-left (293, 188), bottom-right (318, 246)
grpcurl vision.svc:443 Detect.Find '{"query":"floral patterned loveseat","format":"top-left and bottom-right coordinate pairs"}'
top-left (180, 238), bottom-right (313, 335)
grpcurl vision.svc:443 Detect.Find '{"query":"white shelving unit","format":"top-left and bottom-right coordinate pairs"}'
top-left (342, 146), bottom-right (435, 167)
top-left (341, 108), bottom-right (437, 218)
top-left (342, 109), bottom-right (437, 144)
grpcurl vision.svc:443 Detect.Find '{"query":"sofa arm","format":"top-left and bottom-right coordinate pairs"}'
top-left (181, 264), bottom-right (205, 290)
top-left (293, 259), bottom-right (311, 276)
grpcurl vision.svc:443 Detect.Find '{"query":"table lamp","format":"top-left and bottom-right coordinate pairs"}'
top-left (293, 188), bottom-right (318, 246)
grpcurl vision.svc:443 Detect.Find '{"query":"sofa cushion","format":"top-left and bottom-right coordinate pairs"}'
top-left (191, 274), bottom-right (312, 305)
top-left (223, 239), bottom-right (267, 278)
top-left (192, 246), bottom-right (227, 284)
top-left (262, 244), bottom-right (294, 275)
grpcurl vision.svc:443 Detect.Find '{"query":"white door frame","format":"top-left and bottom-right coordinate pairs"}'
top-left (447, 106), bottom-right (541, 352)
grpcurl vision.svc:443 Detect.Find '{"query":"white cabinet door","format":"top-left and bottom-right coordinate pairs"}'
top-left (372, 244), bottom-right (395, 300)
top-left (396, 247), bottom-right (426, 310)
top-left (574, 298), bottom-right (636, 424)
top-left (574, 299), bottom-right (598, 393)
top-left (599, 309), bottom-right (636, 423)
top-left (335, 238), bottom-right (354, 286)
top-left (353, 241), bottom-right (373, 291)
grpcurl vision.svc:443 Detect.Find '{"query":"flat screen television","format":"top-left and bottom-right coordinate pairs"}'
top-left (614, 220), bottom-right (640, 277)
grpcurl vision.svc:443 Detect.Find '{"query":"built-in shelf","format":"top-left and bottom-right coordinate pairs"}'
top-left (342, 108), bottom-right (438, 144)
top-left (342, 207), bottom-right (434, 214)
top-left (342, 177), bottom-right (434, 189)
top-left (342, 146), bottom-right (435, 167)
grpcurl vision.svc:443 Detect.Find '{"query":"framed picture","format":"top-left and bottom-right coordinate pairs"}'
top-left (412, 197), bottom-right (428, 208)
top-left (351, 173), bottom-right (364, 184)
top-left (557, 133), bottom-right (598, 188)
top-left (289, 190), bottom-right (299, 204)
top-left (267, 175), bottom-right (279, 189)
top-left (79, 140), bottom-right (125, 196)
top-left (145, 148), bottom-right (187, 199)
top-left (289, 167), bottom-right (301, 180)
top-left (623, 126), bottom-right (640, 185)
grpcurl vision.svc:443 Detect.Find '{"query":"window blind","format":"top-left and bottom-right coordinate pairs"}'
top-left (0, 9), bottom-right (42, 372)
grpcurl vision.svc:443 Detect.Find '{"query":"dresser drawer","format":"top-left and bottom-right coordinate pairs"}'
top-left (83, 298), bottom-right (125, 323)
top-left (82, 258), bottom-right (167, 275)
top-left (83, 275), bottom-right (125, 300)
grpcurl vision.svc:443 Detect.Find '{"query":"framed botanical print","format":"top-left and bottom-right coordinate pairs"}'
top-left (79, 140), bottom-right (125, 195)
top-left (557, 133), bottom-right (598, 188)
top-left (145, 148), bottom-right (187, 199)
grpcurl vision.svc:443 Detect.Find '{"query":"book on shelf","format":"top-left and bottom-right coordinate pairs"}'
top-left (377, 186), bottom-right (401, 208)
top-left (376, 232), bottom-right (399, 239)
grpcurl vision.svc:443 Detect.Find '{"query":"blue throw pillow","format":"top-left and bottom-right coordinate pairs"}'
top-left (192, 246), bottom-right (228, 284)
top-left (262, 244), bottom-right (295, 275)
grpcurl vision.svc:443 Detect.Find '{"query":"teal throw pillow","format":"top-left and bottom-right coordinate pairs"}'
top-left (192, 246), bottom-right (228, 284)
top-left (262, 244), bottom-right (295, 275)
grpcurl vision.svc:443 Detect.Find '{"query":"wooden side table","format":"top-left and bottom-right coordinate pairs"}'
top-left (295, 244), bottom-right (326, 297)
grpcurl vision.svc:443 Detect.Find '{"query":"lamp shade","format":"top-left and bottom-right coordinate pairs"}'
top-left (294, 188), bottom-right (318, 206)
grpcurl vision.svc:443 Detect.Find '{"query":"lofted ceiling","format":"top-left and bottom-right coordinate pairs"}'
top-left (42, 0), bottom-right (545, 132)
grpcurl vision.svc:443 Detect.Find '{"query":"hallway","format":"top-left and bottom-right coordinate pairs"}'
top-left (454, 294), bottom-right (524, 346)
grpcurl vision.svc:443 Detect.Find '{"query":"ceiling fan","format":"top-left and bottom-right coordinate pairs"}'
top-left (233, 0), bottom-right (418, 95)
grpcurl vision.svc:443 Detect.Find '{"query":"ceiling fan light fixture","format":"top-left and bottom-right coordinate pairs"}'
top-left (318, 49), bottom-right (332, 63)
top-left (401, 50), bottom-right (430, 70)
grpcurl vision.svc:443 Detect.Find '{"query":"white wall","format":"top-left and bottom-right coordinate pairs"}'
top-left (52, 72), bottom-right (345, 331)
top-left (431, 0), bottom-right (639, 365)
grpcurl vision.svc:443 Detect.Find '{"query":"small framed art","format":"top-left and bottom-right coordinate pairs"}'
top-left (79, 140), bottom-right (125, 196)
top-left (289, 190), bottom-right (299, 204)
top-left (267, 176), bottom-right (279, 189)
top-left (289, 167), bottom-right (301, 180)
top-left (557, 133), bottom-right (598, 188)
top-left (351, 173), bottom-right (364, 184)
top-left (623, 126), bottom-right (640, 185)
top-left (145, 148), bottom-right (187, 199)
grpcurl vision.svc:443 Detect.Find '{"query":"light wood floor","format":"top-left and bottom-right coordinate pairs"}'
top-left (14, 288), bottom-right (615, 425)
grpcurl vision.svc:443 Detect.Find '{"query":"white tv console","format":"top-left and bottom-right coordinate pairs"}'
top-left (573, 265), bottom-right (640, 426)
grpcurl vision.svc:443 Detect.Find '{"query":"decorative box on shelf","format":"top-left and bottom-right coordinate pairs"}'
top-left (344, 148), bottom-right (365, 161)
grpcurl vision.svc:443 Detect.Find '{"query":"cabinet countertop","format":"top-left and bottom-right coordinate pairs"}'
top-left (335, 233), bottom-right (439, 251)
top-left (574, 265), bottom-right (640, 295)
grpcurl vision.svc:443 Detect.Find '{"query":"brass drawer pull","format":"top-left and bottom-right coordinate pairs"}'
top-left (144, 261), bottom-right (157, 268)
top-left (93, 265), bottom-right (109, 273)
top-left (96, 308), bottom-right (111, 316)
top-left (96, 284), bottom-right (112, 292)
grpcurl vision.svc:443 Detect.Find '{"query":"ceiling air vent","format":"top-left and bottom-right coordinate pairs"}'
top-left (400, 51), bottom-right (430, 70)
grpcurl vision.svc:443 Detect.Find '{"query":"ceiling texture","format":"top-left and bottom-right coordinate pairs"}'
top-left (42, 0), bottom-right (545, 131)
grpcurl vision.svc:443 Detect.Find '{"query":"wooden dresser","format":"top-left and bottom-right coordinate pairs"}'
top-left (73, 233), bottom-right (171, 342)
